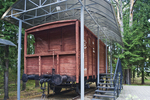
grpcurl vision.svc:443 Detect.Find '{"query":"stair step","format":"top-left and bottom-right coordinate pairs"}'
top-left (97, 86), bottom-right (115, 89)
top-left (95, 90), bottom-right (115, 93)
top-left (101, 76), bottom-right (113, 78)
top-left (99, 83), bottom-right (113, 85)
top-left (93, 94), bottom-right (115, 98)
top-left (92, 98), bottom-right (105, 100)
top-left (100, 73), bottom-right (114, 75)
top-left (100, 79), bottom-right (113, 81)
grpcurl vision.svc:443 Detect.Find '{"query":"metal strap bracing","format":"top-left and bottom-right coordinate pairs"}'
top-left (0, 39), bottom-right (16, 46)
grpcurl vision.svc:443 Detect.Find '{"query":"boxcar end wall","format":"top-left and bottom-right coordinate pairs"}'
top-left (24, 19), bottom-right (107, 83)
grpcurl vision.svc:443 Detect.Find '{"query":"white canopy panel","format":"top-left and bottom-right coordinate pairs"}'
top-left (0, 38), bottom-right (16, 46)
top-left (1, 0), bottom-right (123, 45)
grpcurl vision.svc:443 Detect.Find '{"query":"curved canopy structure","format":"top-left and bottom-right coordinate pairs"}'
top-left (1, 0), bottom-right (122, 45)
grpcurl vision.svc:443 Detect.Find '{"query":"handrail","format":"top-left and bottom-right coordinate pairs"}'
top-left (113, 58), bottom-right (119, 81)
top-left (113, 58), bottom-right (123, 98)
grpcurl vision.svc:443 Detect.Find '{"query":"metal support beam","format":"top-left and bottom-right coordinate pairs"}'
top-left (106, 39), bottom-right (107, 74)
top-left (17, 20), bottom-right (22, 100)
top-left (97, 27), bottom-right (100, 85)
top-left (110, 44), bottom-right (112, 74)
top-left (110, 43), bottom-right (113, 83)
top-left (78, 0), bottom-right (108, 40)
top-left (80, 0), bottom-right (84, 99)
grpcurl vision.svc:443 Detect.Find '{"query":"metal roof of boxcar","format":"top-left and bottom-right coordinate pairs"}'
top-left (1, 0), bottom-right (123, 45)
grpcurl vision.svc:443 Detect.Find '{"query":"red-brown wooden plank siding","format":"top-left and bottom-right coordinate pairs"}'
top-left (24, 19), bottom-right (107, 83)
top-left (26, 57), bottom-right (39, 75)
top-left (24, 31), bottom-right (27, 74)
top-left (76, 21), bottom-right (79, 83)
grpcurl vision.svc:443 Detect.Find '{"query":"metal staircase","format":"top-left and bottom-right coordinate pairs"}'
top-left (92, 58), bottom-right (123, 100)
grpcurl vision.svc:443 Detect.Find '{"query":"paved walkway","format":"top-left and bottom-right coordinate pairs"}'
top-left (117, 85), bottom-right (150, 100)
top-left (77, 85), bottom-right (150, 100)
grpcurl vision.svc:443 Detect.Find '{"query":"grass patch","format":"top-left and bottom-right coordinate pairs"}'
top-left (131, 76), bottom-right (150, 86)
top-left (0, 80), bottom-right (43, 100)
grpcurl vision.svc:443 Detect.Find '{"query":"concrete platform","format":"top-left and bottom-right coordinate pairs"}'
top-left (77, 85), bottom-right (150, 100)
top-left (117, 85), bottom-right (150, 100)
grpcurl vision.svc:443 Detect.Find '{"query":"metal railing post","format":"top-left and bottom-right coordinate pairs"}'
top-left (17, 20), bottom-right (22, 100)
top-left (80, 0), bottom-right (84, 99)
top-left (97, 27), bottom-right (100, 85)
top-left (106, 39), bottom-right (107, 73)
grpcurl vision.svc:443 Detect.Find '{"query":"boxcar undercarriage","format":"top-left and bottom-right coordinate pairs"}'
top-left (22, 70), bottom-right (103, 95)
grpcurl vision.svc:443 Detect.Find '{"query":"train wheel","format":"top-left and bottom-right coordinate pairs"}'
top-left (50, 84), bottom-right (62, 94)
top-left (75, 84), bottom-right (80, 95)
top-left (75, 83), bottom-right (88, 95)
top-left (54, 87), bottom-right (62, 94)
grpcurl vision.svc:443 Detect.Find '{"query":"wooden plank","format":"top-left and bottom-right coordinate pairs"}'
top-left (49, 29), bottom-right (61, 51)
top-left (26, 57), bottom-right (39, 75)
top-left (39, 56), bottom-right (41, 76)
top-left (88, 34), bottom-right (93, 76)
top-left (57, 54), bottom-right (59, 74)
top-left (59, 55), bottom-right (75, 64)
top-left (59, 55), bottom-right (76, 76)
top-left (76, 21), bottom-right (79, 83)
top-left (25, 51), bottom-right (76, 57)
top-left (48, 32), bottom-right (50, 51)
top-left (24, 32), bottom-right (27, 74)
top-left (84, 29), bottom-right (87, 77)
top-left (35, 32), bottom-right (49, 53)
top-left (87, 32), bottom-right (89, 79)
top-left (95, 37), bottom-right (97, 78)
top-left (62, 25), bottom-right (76, 51)
top-left (94, 37), bottom-right (96, 77)
top-left (41, 56), bottom-right (57, 75)
top-left (26, 20), bottom-right (76, 34)
top-left (60, 63), bottom-right (76, 76)
top-left (92, 37), bottom-right (94, 78)
top-left (61, 28), bottom-right (64, 51)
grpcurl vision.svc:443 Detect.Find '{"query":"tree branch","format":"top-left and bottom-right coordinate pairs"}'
top-left (131, 0), bottom-right (137, 14)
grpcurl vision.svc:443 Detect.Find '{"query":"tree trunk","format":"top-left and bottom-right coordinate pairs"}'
top-left (4, 45), bottom-right (9, 100)
top-left (124, 69), bottom-right (131, 84)
top-left (127, 69), bottom-right (130, 84)
top-left (123, 69), bottom-right (126, 84)
top-left (116, 0), bottom-right (124, 36)
top-left (35, 80), bottom-right (39, 87)
top-left (133, 68), bottom-right (135, 83)
top-left (129, 69), bottom-right (131, 84)
top-left (141, 65), bottom-right (144, 84)
top-left (129, 0), bottom-right (134, 27)
top-left (137, 65), bottom-right (139, 77)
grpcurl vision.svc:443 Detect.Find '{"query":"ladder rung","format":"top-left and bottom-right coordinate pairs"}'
top-left (93, 94), bottom-right (115, 98)
top-left (97, 86), bottom-right (115, 89)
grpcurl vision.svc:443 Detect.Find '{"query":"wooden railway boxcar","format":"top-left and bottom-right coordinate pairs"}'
top-left (23, 19), bottom-right (107, 93)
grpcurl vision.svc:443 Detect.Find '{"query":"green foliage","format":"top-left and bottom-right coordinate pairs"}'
top-left (0, 0), bottom-right (26, 97)
top-left (112, 0), bottom-right (150, 72)
top-left (27, 34), bottom-right (35, 54)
